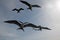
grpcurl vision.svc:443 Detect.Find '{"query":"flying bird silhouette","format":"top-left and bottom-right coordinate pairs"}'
top-left (12, 8), bottom-right (24, 13)
top-left (20, 0), bottom-right (32, 10)
top-left (4, 20), bottom-right (25, 31)
top-left (4, 20), bottom-right (51, 31)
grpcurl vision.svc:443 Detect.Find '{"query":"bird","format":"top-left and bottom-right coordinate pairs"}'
top-left (20, 0), bottom-right (32, 10)
top-left (4, 20), bottom-right (25, 31)
top-left (12, 8), bottom-right (24, 13)
top-left (4, 20), bottom-right (51, 31)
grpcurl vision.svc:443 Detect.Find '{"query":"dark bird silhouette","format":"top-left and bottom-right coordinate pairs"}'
top-left (4, 20), bottom-right (51, 31)
top-left (20, 0), bottom-right (32, 10)
top-left (12, 8), bottom-right (24, 13)
top-left (4, 20), bottom-right (25, 31)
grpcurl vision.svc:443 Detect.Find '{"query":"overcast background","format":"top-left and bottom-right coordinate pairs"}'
top-left (0, 0), bottom-right (60, 40)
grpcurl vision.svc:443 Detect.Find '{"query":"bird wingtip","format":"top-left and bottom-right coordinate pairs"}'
top-left (4, 21), bottom-right (7, 23)
top-left (48, 28), bottom-right (51, 30)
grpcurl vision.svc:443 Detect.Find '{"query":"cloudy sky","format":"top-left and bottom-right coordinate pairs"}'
top-left (0, 0), bottom-right (60, 40)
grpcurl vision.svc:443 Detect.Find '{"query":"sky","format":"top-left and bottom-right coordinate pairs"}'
top-left (0, 0), bottom-right (60, 40)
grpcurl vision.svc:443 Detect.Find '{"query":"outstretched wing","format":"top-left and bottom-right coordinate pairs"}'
top-left (20, 0), bottom-right (31, 7)
top-left (24, 23), bottom-right (37, 28)
top-left (41, 27), bottom-right (51, 30)
top-left (32, 5), bottom-right (41, 8)
top-left (4, 20), bottom-right (21, 27)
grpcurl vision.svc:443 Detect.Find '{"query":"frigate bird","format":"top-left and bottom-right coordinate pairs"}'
top-left (4, 20), bottom-right (25, 31)
top-left (12, 8), bottom-right (24, 13)
top-left (20, 0), bottom-right (32, 10)
top-left (4, 20), bottom-right (51, 31)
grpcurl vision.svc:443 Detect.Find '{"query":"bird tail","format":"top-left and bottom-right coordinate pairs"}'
top-left (39, 27), bottom-right (42, 31)
top-left (17, 28), bottom-right (24, 32)
top-left (21, 28), bottom-right (24, 31)
top-left (17, 11), bottom-right (20, 13)
top-left (27, 7), bottom-right (32, 11)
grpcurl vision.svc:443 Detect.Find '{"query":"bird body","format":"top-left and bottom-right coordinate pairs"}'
top-left (12, 8), bottom-right (24, 13)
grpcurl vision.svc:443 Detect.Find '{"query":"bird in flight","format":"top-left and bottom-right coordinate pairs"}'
top-left (4, 20), bottom-right (51, 31)
top-left (12, 8), bottom-right (24, 13)
top-left (20, 0), bottom-right (41, 10)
